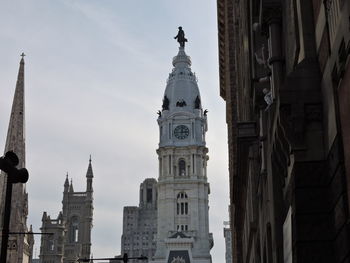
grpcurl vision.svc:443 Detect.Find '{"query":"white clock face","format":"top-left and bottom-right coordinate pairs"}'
top-left (174, 125), bottom-right (189, 139)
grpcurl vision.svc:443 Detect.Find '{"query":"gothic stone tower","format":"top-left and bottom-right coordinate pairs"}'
top-left (0, 55), bottom-right (34, 263)
top-left (152, 46), bottom-right (213, 263)
top-left (39, 158), bottom-right (93, 263)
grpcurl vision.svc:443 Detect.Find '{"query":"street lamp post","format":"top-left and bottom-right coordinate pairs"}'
top-left (0, 151), bottom-right (29, 262)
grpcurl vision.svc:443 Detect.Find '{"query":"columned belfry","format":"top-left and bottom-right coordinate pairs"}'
top-left (152, 29), bottom-right (213, 263)
top-left (0, 54), bottom-right (34, 262)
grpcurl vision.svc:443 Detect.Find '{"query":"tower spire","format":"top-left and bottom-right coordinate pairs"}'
top-left (4, 53), bottom-right (26, 167)
top-left (64, 173), bottom-right (69, 192)
top-left (0, 53), bottom-right (33, 262)
top-left (86, 155), bottom-right (93, 192)
top-left (69, 179), bottom-right (74, 192)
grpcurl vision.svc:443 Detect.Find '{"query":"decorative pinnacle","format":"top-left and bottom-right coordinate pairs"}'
top-left (21, 52), bottom-right (26, 58)
top-left (89, 154), bottom-right (92, 163)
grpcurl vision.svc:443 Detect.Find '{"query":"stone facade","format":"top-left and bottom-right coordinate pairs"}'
top-left (151, 46), bottom-right (213, 263)
top-left (0, 56), bottom-right (34, 263)
top-left (121, 178), bottom-right (157, 263)
top-left (223, 222), bottom-right (232, 263)
top-left (217, 0), bottom-right (350, 262)
top-left (39, 159), bottom-right (93, 263)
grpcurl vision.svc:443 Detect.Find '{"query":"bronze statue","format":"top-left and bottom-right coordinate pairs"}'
top-left (174, 27), bottom-right (188, 48)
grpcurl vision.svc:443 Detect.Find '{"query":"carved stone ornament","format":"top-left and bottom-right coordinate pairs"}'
top-left (176, 100), bottom-right (187, 107)
top-left (171, 256), bottom-right (186, 263)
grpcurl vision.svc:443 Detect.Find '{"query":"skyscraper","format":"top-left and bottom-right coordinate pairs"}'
top-left (0, 54), bottom-right (34, 263)
top-left (121, 178), bottom-right (157, 262)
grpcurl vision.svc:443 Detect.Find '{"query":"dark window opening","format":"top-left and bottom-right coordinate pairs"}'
top-left (179, 160), bottom-right (186, 176)
top-left (147, 189), bottom-right (152, 203)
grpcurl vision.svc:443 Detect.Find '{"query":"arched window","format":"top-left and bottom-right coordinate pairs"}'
top-left (69, 217), bottom-right (79, 243)
top-left (179, 160), bottom-right (186, 176)
top-left (176, 192), bottom-right (188, 215)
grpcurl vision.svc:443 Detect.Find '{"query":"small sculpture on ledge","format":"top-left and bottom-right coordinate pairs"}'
top-left (157, 110), bottom-right (162, 117)
top-left (176, 100), bottom-right (187, 107)
top-left (162, 96), bottom-right (169, 111)
top-left (194, 96), bottom-right (201, 109)
top-left (174, 26), bottom-right (188, 48)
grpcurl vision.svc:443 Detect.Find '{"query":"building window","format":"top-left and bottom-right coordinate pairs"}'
top-left (48, 239), bottom-right (54, 251)
top-left (69, 217), bottom-right (79, 243)
top-left (179, 159), bottom-right (186, 176)
top-left (169, 155), bottom-right (172, 174)
top-left (147, 188), bottom-right (152, 203)
top-left (192, 154), bottom-right (195, 173)
top-left (177, 192), bottom-right (188, 215)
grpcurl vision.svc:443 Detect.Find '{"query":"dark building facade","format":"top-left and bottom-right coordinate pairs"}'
top-left (217, 0), bottom-right (350, 262)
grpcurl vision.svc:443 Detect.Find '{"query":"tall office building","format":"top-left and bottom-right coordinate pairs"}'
top-left (121, 178), bottom-right (157, 263)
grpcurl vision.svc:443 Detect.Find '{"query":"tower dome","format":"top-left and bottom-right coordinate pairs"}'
top-left (162, 47), bottom-right (202, 114)
top-left (158, 45), bottom-right (207, 148)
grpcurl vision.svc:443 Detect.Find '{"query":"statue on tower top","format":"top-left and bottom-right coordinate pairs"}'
top-left (174, 26), bottom-right (188, 48)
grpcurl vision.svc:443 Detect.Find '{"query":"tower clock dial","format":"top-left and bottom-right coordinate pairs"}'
top-left (174, 125), bottom-right (189, 139)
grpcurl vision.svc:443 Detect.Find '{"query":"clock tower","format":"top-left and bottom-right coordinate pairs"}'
top-left (153, 37), bottom-right (213, 263)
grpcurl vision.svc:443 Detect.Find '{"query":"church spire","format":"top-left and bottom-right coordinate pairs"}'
top-left (4, 53), bottom-right (26, 168)
top-left (69, 179), bottom-right (74, 192)
top-left (0, 53), bottom-right (33, 262)
top-left (86, 155), bottom-right (93, 192)
top-left (64, 173), bottom-right (69, 192)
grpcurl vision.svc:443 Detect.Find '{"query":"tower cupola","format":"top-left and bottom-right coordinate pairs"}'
top-left (161, 47), bottom-right (201, 114)
top-left (158, 37), bottom-right (207, 148)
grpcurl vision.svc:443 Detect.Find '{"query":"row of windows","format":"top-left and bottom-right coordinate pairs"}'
top-left (160, 155), bottom-right (206, 176)
top-left (123, 241), bottom-right (156, 247)
top-left (176, 202), bottom-right (188, 215)
top-left (124, 231), bottom-right (155, 237)
top-left (177, 225), bottom-right (188, 231)
top-left (177, 192), bottom-right (189, 215)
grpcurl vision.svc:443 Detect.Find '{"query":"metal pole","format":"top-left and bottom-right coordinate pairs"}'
top-left (0, 177), bottom-right (13, 262)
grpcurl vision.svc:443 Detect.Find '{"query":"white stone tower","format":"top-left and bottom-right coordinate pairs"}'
top-left (152, 43), bottom-right (213, 263)
top-left (0, 54), bottom-right (34, 263)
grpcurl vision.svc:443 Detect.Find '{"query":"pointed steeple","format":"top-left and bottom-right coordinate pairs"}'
top-left (69, 179), bottom-right (74, 192)
top-left (86, 155), bottom-right (93, 192)
top-left (4, 53), bottom-right (26, 168)
top-left (64, 173), bottom-right (69, 192)
top-left (86, 155), bottom-right (93, 178)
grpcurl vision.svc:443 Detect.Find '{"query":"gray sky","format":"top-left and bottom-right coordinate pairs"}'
top-left (0, 0), bottom-right (229, 261)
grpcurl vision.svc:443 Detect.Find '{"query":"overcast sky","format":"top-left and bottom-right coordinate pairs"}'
top-left (0, 1), bottom-right (229, 261)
